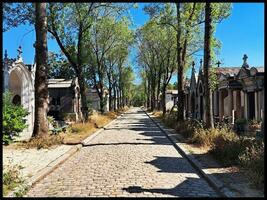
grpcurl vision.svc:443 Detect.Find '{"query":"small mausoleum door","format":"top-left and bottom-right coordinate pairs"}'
top-left (247, 92), bottom-right (255, 120)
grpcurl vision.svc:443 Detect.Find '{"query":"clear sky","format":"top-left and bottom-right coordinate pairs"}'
top-left (3, 3), bottom-right (264, 84)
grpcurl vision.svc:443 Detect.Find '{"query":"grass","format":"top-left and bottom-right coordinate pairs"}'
top-left (16, 134), bottom-right (64, 149)
top-left (152, 111), bottom-right (264, 189)
top-left (3, 164), bottom-right (27, 196)
top-left (14, 108), bottom-right (128, 148)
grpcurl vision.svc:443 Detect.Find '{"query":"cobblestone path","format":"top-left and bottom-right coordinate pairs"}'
top-left (26, 107), bottom-right (218, 197)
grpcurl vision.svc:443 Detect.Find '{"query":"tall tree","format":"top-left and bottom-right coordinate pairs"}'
top-left (144, 3), bottom-right (204, 120)
top-left (203, 3), bottom-right (214, 128)
top-left (202, 3), bottom-right (232, 128)
top-left (32, 3), bottom-right (49, 137)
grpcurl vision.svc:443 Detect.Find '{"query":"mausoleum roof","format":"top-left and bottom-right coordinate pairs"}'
top-left (48, 79), bottom-right (73, 88)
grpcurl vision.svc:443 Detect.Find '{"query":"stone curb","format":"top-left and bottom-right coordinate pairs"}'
top-left (7, 144), bottom-right (82, 197)
top-left (142, 109), bottom-right (234, 198)
top-left (7, 111), bottom-right (127, 197)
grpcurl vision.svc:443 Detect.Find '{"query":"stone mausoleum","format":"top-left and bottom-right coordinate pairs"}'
top-left (3, 47), bottom-right (82, 140)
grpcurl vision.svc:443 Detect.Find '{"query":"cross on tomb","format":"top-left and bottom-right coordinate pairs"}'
top-left (243, 54), bottom-right (248, 63)
top-left (242, 54), bottom-right (249, 68)
top-left (4, 50), bottom-right (8, 59)
top-left (216, 61), bottom-right (221, 68)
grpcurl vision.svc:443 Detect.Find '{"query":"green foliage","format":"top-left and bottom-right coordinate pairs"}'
top-left (3, 164), bottom-right (26, 196)
top-left (3, 91), bottom-right (29, 145)
top-left (239, 140), bottom-right (264, 186)
top-left (235, 118), bottom-right (248, 125)
top-left (210, 129), bottom-right (240, 165)
top-left (209, 67), bottom-right (219, 91)
top-left (47, 52), bottom-right (75, 79)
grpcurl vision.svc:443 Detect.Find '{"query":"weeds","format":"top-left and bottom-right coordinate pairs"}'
top-left (16, 134), bottom-right (64, 149)
top-left (3, 164), bottom-right (27, 196)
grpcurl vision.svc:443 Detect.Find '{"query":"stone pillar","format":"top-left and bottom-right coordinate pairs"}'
top-left (236, 90), bottom-right (241, 119)
top-left (219, 90), bottom-right (224, 121)
top-left (244, 92), bottom-right (248, 119)
top-left (255, 91), bottom-right (258, 120)
top-left (228, 89), bottom-right (233, 121)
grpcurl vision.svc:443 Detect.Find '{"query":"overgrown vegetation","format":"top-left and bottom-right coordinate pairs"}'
top-left (3, 91), bottom-right (29, 145)
top-left (3, 164), bottom-right (28, 196)
top-left (17, 134), bottom-right (64, 149)
top-left (153, 111), bottom-right (264, 188)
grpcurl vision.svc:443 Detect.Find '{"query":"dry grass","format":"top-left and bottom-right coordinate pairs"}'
top-left (14, 107), bottom-right (130, 148)
top-left (152, 111), bottom-right (163, 118)
top-left (63, 122), bottom-right (97, 144)
top-left (63, 108), bottom-right (128, 144)
top-left (16, 134), bottom-right (64, 149)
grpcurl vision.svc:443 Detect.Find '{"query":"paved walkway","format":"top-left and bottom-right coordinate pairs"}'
top-left (3, 145), bottom-right (73, 180)
top-left (26, 107), bottom-right (218, 197)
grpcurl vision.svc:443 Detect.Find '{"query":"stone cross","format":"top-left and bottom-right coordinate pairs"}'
top-left (216, 61), bottom-right (221, 68)
top-left (243, 54), bottom-right (248, 63)
top-left (242, 54), bottom-right (249, 68)
top-left (4, 49), bottom-right (8, 59)
top-left (17, 46), bottom-right (23, 60)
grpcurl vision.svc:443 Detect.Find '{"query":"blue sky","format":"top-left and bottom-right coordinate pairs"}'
top-left (3, 3), bottom-right (264, 84)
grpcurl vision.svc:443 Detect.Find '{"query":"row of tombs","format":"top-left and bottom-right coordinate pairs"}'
top-left (3, 48), bottom-right (110, 141)
top-left (166, 54), bottom-right (264, 131)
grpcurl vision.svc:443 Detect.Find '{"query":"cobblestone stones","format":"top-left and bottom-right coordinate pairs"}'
top-left (26, 108), bottom-right (218, 197)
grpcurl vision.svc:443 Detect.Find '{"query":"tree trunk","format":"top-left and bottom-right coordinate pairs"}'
top-left (33, 3), bottom-right (49, 137)
top-left (108, 80), bottom-right (113, 111)
top-left (203, 3), bottom-right (214, 128)
top-left (117, 87), bottom-right (120, 109)
top-left (113, 84), bottom-right (117, 110)
top-left (162, 84), bottom-right (167, 116)
top-left (76, 72), bottom-right (88, 122)
top-left (99, 82), bottom-right (105, 114)
top-left (151, 77), bottom-right (156, 111)
top-left (156, 70), bottom-right (162, 110)
top-left (176, 3), bottom-right (185, 122)
top-left (147, 77), bottom-right (151, 108)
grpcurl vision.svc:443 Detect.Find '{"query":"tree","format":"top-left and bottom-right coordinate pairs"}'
top-left (144, 3), bottom-right (204, 121)
top-left (47, 52), bottom-right (75, 79)
top-left (86, 17), bottom-right (133, 112)
top-left (203, 3), bottom-right (213, 128)
top-left (32, 3), bottom-right (49, 137)
top-left (203, 3), bottom-right (232, 128)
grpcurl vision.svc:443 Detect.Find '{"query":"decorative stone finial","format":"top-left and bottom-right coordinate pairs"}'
top-left (4, 50), bottom-right (8, 62)
top-left (242, 54), bottom-right (249, 68)
top-left (192, 61), bottom-right (195, 73)
top-left (17, 46), bottom-right (23, 61)
top-left (216, 60), bottom-right (221, 68)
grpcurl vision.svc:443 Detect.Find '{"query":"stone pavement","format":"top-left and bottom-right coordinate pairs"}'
top-left (26, 107), bottom-right (219, 197)
top-left (3, 145), bottom-right (73, 181)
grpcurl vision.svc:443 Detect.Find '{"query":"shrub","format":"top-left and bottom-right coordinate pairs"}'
top-left (238, 140), bottom-right (264, 187)
top-left (3, 91), bottom-right (29, 145)
top-left (62, 113), bottom-right (77, 122)
top-left (162, 112), bottom-right (177, 128)
top-left (248, 119), bottom-right (261, 130)
top-left (175, 119), bottom-right (203, 139)
top-left (235, 118), bottom-right (247, 125)
top-left (210, 128), bottom-right (242, 165)
top-left (3, 164), bottom-right (25, 196)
